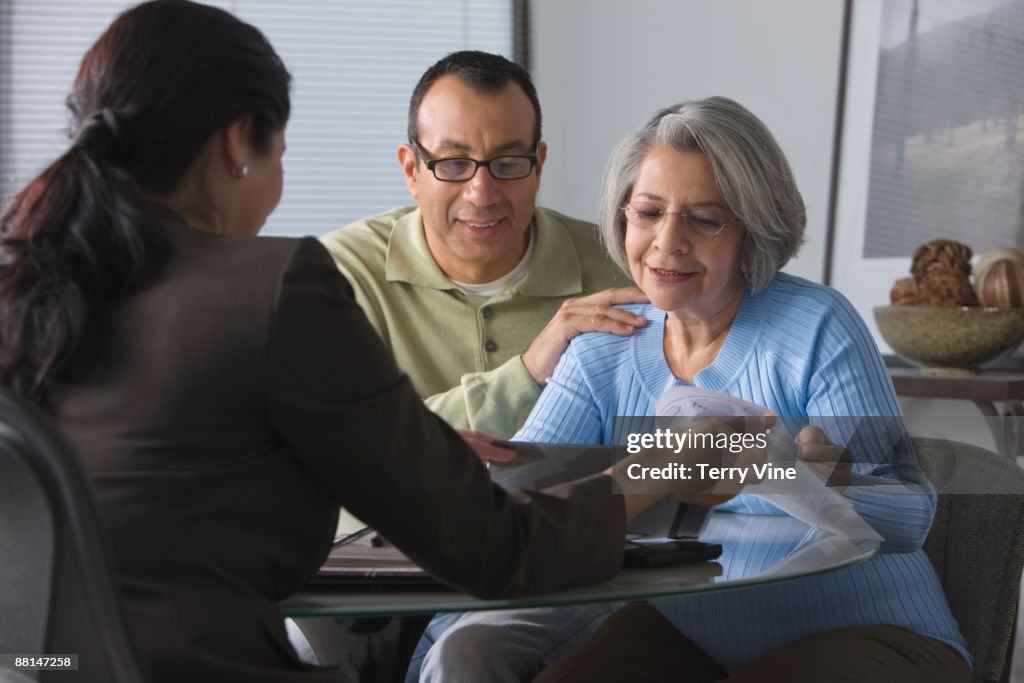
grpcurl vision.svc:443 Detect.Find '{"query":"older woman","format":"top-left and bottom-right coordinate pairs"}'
top-left (526, 97), bottom-right (972, 681)
top-left (0, 2), bottom-right (713, 680)
top-left (410, 97), bottom-right (971, 683)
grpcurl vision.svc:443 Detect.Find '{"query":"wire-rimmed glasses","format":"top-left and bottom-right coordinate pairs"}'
top-left (621, 203), bottom-right (741, 238)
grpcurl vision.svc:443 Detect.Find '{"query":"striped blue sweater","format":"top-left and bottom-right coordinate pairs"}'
top-left (515, 272), bottom-right (969, 672)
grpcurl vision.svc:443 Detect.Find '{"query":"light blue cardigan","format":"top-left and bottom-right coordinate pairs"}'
top-left (515, 272), bottom-right (970, 672)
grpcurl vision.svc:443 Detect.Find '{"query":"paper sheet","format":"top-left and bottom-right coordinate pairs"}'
top-left (656, 387), bottom-right (883, 542)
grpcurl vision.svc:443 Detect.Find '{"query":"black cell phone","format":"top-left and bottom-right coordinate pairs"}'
top-left (623, 540), bottom-right (723, 568)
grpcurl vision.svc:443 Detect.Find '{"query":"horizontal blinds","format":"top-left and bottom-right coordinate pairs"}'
top-left (858, 0), bottom-right (1024, 257)
top-left (0, 0), bottom-right (512, 238)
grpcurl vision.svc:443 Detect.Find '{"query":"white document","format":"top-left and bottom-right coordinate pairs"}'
top-left (490, 443), bottom-right (709, 540)
top-left (656, 387), bottom-right (882, 542)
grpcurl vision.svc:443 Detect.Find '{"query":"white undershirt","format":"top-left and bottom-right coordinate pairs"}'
top-left (450, 223), bottom-right (535, 298)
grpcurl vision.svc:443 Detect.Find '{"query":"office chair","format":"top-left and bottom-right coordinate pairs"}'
top-left (914, 437), bottom-right (1024, 683)
top-left (0, 387), bottom-right (149, 683)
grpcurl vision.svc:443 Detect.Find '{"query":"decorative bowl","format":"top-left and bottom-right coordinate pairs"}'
top-left (874, 305), bottom-right (1024, 375)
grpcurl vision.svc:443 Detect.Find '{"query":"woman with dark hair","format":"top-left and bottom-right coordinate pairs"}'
top-left (0, 0), bottom-right (292, 407)
top-left (0, 2), bottom-right (730, 680)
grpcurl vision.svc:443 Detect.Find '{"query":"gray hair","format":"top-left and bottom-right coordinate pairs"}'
top-left (599, 96), bottom-right (805, 293)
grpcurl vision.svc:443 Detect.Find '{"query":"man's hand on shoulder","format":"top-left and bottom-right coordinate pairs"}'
top-left (521, 286), bottom-right (649, 386)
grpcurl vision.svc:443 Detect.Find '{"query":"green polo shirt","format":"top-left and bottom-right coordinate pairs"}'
top-left (320, 205), bottom-right (632, 437)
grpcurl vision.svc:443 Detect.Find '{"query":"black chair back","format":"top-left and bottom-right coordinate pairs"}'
top-left (0, 388), bottom-right (148, 682)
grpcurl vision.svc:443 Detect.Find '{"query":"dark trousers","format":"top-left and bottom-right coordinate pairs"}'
top-left (533, 603), bottom-right (971, 683)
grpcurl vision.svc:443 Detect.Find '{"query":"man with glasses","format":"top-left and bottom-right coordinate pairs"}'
top-left (320, 51), bottom-right (643, 439)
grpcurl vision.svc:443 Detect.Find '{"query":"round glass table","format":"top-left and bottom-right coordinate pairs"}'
top-left (281, 512), bottom-right (878, 618)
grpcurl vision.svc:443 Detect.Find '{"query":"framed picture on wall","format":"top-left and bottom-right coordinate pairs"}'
top-left (829, 0), bottom-right (1024, 352)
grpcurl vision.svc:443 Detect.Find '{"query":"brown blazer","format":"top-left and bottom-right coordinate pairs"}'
top-left (52, 210), bottom-right (625, 682)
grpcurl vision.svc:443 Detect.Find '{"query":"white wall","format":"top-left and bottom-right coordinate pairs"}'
top-left (530, 0), bottom-right (847, 283)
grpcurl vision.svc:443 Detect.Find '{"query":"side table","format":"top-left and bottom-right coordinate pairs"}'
top-left (887, 365), bottom-right (1024, 460)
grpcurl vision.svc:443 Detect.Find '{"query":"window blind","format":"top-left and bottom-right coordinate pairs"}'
top-left (0, 0), bottom-right (513, 237)
top-left (857, 0), bottom-right (1024, 257)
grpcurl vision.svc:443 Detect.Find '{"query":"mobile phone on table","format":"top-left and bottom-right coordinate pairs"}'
top-left (623, 540), bottom-right (723, 568)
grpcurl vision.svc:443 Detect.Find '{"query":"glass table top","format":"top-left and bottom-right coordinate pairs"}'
top-left (281, 512), bottom-right (878, 618)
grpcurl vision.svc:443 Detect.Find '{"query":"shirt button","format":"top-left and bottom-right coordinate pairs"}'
top-left (484, 340), bottom-right (498, 353)
top-left (481, 306), bottom-right (493, 319)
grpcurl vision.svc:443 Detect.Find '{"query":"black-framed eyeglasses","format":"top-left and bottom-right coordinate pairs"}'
top-left (620, 203), bottom-right (741, 238)
top-left (410, 139), bottom-right (538, 182)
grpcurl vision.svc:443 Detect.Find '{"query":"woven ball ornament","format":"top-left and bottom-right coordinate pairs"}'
top-left (916, 270), bottom-right (978, 307)
top-left (911, 239), bottom-right (973, 280)
top-left (890, 278), bottom-right (917, 305)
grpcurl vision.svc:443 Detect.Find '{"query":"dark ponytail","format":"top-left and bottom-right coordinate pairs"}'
top-left (0, 0), bottom-right (290, 408)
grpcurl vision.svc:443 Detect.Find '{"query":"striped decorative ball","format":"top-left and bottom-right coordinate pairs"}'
top-left (976, 259), bottom-right (1024, 308)
top-left (976, 247), bottom-right (1024, 279)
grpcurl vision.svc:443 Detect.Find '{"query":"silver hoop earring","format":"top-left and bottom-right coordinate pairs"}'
top-left (235, 163), bottom-right (248, 179)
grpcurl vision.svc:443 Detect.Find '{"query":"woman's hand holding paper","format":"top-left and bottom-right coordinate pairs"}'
top-left (607, 413), bottom-right (776, 521)
top-left (795, 426), bottom-right (852, 494)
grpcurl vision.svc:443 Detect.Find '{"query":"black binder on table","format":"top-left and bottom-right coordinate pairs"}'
top-left (310, 537), bottom-right (446, 590)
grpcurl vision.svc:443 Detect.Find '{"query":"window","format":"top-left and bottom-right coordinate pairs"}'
top-left (0, 0), bottom-right (514, 237)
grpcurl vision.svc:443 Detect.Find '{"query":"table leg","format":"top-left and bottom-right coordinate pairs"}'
top-left (1003, 401), bottom-right (1024, 464)
top-left (973, 400), bottom-right (1023, 461)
